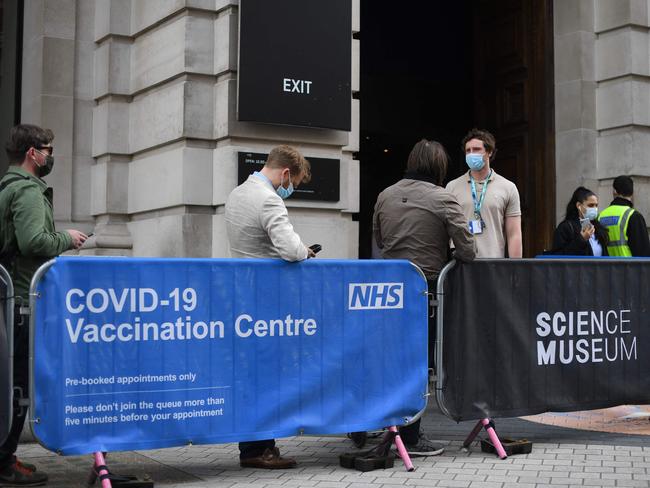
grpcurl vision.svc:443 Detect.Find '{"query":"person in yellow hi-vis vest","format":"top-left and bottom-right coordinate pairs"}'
top-left (598, 176), bottom-right (650, 256)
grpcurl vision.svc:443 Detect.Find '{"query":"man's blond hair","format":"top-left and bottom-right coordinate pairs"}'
top-left (265, 145), bottom-right (311, 183)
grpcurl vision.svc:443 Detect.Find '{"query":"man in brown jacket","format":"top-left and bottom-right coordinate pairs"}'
top-left (372, 139), bottom-right (475, 456)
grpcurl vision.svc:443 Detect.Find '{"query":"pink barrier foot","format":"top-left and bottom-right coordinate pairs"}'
top-left (389, 426), bottom-right (415, 471)
top-left (481, 419), bottom-right (507, 459)
top-left (462, 418), bottom-right (508, 460)
top-left (92, 451), bottom-right (113, 488)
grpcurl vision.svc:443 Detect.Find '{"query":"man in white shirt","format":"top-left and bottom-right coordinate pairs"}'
top-left (446, 128), bottom-right (522, 258)
top-left (225, 145), bottom-right (314, 469)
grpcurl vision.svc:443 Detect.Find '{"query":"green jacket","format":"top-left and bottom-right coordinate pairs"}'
top-left (0, 167), bottom-right (72, 300)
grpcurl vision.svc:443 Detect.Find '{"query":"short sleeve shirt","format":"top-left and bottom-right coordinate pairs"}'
top-left (446, 170), bottom-right (521, 258)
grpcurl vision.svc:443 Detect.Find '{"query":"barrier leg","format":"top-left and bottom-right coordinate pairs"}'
top-left (481, 419), bottom-right (507, 460)
top-left (462, 419), bottom-right (483, 449)
top-left (388, 426), bottom-right (415, 472)
top-left (92, 452), bottom-right (113, 488)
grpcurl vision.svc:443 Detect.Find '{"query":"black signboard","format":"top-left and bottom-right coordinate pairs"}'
top-left (238, 0), bottom-right (352, 131)
top-left (237, 152), bottom-right (340, 202)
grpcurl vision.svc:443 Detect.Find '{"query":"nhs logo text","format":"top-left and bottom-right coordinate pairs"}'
top-left (348, 283), bottom-right (404, 310)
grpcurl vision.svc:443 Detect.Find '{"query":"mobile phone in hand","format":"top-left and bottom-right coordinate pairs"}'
top-left (309, 244), bottom-right (322, 254)
top-left (579, 218), bottom-right (592, 231)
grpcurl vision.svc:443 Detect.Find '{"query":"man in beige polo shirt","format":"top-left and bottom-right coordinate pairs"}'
top-left (446, 128), bottom-right (522, 258)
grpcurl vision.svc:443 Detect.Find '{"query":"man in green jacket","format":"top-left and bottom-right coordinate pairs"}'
top-left (0, 124), bottom-right (87, 486)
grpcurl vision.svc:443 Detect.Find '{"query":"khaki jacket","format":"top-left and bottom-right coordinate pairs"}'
top-left (373, 177), bottom-right (475, 281)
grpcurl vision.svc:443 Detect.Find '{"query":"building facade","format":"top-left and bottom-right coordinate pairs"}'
top-left (0, 0), bottom-right (649, 258)
top-left (555, 1), bottom-right (650, 226)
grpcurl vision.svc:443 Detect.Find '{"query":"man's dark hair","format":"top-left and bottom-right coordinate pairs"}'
top-left (613, 175), bottom-right (634, 197)
top-left (406, 139), bottom-right (448, 186)
top-left (5, 124), bottom-right (54, 165)
top-left (461, 128), bottom-right (497, 161)
top-left (565, 186), bottom-right (595, 221)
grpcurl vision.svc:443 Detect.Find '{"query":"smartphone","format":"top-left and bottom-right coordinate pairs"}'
top-left (579, 218), bottom-right (591, 231)
top-left (309, 244), bottom-right (322, 254)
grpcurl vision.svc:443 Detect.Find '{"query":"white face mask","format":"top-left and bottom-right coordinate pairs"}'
top-left (583, 206), bottom-right (598, 221)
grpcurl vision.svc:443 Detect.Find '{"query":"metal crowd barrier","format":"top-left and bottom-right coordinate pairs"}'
top-left (27, 257), bottom-right (431, 480)
top-left (0, 264), bottom-right (14, 446)
top-left (435, 257), bottom-right (650, 458)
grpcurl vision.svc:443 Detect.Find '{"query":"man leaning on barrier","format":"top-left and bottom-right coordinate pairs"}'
top-left (372, 139), bottom-right (476, 456)
top-left (0, 124), bottom-right (88, 486)
top-left (225, 144), bottom-right (314, 469)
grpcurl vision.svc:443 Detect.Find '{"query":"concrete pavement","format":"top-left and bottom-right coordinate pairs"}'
top-left (15, 406), bottom-right (650, 488)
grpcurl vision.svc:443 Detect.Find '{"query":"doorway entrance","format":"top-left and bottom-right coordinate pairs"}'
top-left (357, 0), bottom-right (555, 258)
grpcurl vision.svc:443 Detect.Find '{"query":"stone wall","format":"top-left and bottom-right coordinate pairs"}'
top-left (29, 1), bottom-right (650, 249)
top-left (21, 0), bottom-right (360, 258)
top-left (22, 0), bottom-right (96, 234)
top-left (554, 0), bottom-right (650, 224)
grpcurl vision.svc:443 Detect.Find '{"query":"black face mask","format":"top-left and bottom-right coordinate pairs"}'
top-left (36, 153), bottom-right (54, 177)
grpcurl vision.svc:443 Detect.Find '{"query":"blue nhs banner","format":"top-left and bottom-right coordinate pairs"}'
top-left (31, 257), bottom-right (428, 455)
top-left (348, 283), bottom-right (404, 310)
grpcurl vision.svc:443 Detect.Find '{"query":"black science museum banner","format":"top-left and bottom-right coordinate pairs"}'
top-left (438, 259), bottom-right (650, 421)
top-left (238, 0), bottom-right (352, 130)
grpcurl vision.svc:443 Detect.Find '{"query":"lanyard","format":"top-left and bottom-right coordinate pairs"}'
top-left (469, 170), bottom-right (492, 218)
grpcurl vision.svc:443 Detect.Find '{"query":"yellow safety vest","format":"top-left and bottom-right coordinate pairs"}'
top-left (598, 205), bottom-right (635, 257)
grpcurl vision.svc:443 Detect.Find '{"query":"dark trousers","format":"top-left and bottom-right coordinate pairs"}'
top-left (239, 439), bottom-right (275, 459)
top-left (0, 312), bottom-right (29, 469)
top-left (400, 282), bottom-right (437, 446)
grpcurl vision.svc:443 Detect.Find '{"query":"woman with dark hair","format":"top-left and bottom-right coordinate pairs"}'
top-left (549, 186), bottom-right (609, 256)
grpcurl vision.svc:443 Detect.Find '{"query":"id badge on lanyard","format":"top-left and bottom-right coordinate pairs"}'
top-left (468, 219), bottom-right (483, 234)
top-left (469, 171), bottom-right (491, 235)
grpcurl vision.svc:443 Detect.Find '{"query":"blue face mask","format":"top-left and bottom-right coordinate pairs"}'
top-left (466, 153), bottom-right (486, 171)
top-left (276, 171), bottom-right (294, 199)
top-left (584, 206), bottom-right (598, 221)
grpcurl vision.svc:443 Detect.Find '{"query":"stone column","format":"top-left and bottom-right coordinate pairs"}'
top-left (21, 0), bottom-right (95, 235)
top-left (594, 0), bottom-right (650, 222)
top-left (83, 0), bottom-right (133, 255)
top-left (553, 0), bottom-right (597, 222)
top-left (554, 0), bottom-right (650, 227)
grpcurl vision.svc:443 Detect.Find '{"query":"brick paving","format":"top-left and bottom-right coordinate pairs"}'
top-left (14, 406), bottom-right (650, 487)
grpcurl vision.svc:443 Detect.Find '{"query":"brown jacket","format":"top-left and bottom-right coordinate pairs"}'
top-left (373, 177), bottom-right (475, 281)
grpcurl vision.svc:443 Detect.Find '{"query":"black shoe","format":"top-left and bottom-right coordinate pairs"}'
top-left (0, 462), bottom-right (48, 486)
top-left (404, 434), bottom-right (445, 457)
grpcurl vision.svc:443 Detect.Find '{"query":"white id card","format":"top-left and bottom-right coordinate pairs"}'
top-left (469, 219), bottom-right (483, 234)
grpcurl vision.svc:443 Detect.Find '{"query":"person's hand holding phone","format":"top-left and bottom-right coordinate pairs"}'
top-left (307, 244), bottom-right (321, 258)
top-left (580, 218), bottom-right (594, 241)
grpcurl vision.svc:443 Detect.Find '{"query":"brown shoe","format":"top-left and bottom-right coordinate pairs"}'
top-left (0, 462), bottom-right (48, 486)
top-left (240, 447), bottom-right (297, 469)
top-left (14, 459), bottom-right (37, 473)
